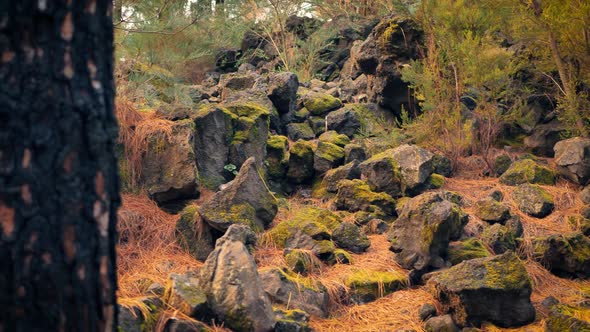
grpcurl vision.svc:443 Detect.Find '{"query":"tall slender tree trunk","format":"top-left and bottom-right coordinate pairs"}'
top-left (0, 1), bottom-right (119, 331)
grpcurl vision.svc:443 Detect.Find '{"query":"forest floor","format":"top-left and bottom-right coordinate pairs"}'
top-left (116, 156), bottom-right (590, 332)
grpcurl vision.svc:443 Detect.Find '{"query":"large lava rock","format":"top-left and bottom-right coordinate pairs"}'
top-left (360, 145), bottom-right (435, 197)
top-left (359, 150), bottom-right (403, 197)
top-left (532, 232), bottom-right (590, 278)
top-left (326, 106), bottom-right (362, 138)
top-left (512, 183), bottom-right (554, 218)
top-left (175, 205), bottom-right (218, 261)
top-left (199, 224), bottom-right (275, 332)
top-left (141, 119), bottom-right (200, 205)
top-left (267, 72), bottom-right (299, 115)
top-left (194, 105), bottom-right (236, 189)
top-left (335, 179), bottom-right (396, 215)
top-left (314, 141), bottom-right (345, 174)
top-left (388, 192), bottom-right (468, 278)
top-left (259, 268), bottom-right (329, 318)
top-left (499, 159), bottom-right (556, 186)
top-left (286, 140), bottom-right (315, 184)
top-left (427, 252), bottom-right (535, 328)
top-left (355, 15), bottom-right (422, 115)
top-left (554, 137), bottom-right (590, 185)
top-left (199, 157), bottom-right (278, 232)
top-left (324, 160), bottom-right (362, 193)
top-left (194, 103), bottom-right (270, 189)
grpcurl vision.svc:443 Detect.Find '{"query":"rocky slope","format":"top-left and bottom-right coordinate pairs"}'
top-left (116, 15), bottom-right (590, 332)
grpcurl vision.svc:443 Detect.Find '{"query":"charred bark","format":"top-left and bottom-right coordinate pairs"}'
top-left (0, 1), bottom-right (119, 331)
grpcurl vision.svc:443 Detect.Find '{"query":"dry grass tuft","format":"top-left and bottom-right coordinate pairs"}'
top-left (310, 288), bottom-right (435, 332)
top-left (526, 259), bottom-right (590, 306)
top-left (116, 97), bottom-right (175, 189)
top-left (117, 194), bottom-right (201, 298)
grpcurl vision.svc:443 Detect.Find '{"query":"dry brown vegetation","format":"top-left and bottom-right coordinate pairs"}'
top-left (117, 194), bottom-right (202, 299)
top-left (116, 96), bottom-right (175, 190)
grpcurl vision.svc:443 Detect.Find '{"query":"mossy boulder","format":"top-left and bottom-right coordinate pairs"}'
top-left (335, 179), bottom-right (396, 215)
top-left (428, 173), bottom-right (445, 189)
top-left (447, 238), bottom-right (491, 265)
top-left (326, 106), bottom-right (362, 138)
top-left (388, 192), bottom-right (468, 279)
top-left (474, 198), bottom-right (511, 224)
top-left (344, 143), bottom-right (367, 163)
top-left (324, 160), bottom-right (362, 193)
top-left (395, 197), bottom-right (410, 216)
top-left (344, 269), bottom-right (408, 304)
top-left (546, 304), bottom-right (590, 331)
top-left (200, 224), bottom-right (276, 332)
top-left (199, 158), bottom-right (278, 232)
top-left (286, 122), bottom-right (315, 141)
top-left (359, 150), bottom-right (404, 197)
top-left (259, 268), bottom-right (329, 318)
top-left (333, 249), bottom-right (353, 264)
top-left (293, 108), bottom-right (310, 122)
top-left (481, 224), bottom-right (517, 254)
top-left (319, 130), bottom-right (351, 147)
top-left (308, 116), bottom-right (326, 136)
top-left (389, 144), bottom-right (436, 195)
top-left (302, 92), bottom-right (342, 116)
top-left (314, 141), bottom-right (345, 174)
top-left (175, 205), bottom-right (217, 261)
top-left (266, 135), bottom-right (289, 179)
top-left (432, 154), bottom-right (452, 177)
top-left (506, 215), bottom-right (524, 237)
top-left (512, 183), bottom-right (554, 218)
top-left (141, 119), bottom-right (200, 205)
top-left (225, 101), bottom-right (271, 172)
top-left (284, 249), bottom-right (322, 275)
top-left (219, 72), bottom-right (257, 96)
top-left (360, 145), bottom-right (435, 197)
top-left (424, 315), bottom-right (459, 332)
top-left (266, 206), bottom-right (342, 248)
top-left (274, 308), bottom-right (312, 332)
top-left (532, 232), bottom-right (590, 278)
top-left (194, 105), bottom-right (237, 189)
top-left (314, 240), bottom-right (337, 263)
top-left (118, 304), bottom-right (146, 332)
top-left (499, 159), bottom-right (556, 186)
top-left (332, 222), bottom-right (371, 254)
top-left (287, 141), bottom-right (315, 184)
top-left (166, 273), bottom-right (209, 319)
top-left (267, 71), bottom-right (299, 115)
top-left (554, 137), bottom-right (590, 185)
top-left (493, 154), bottom-right (512, 176)
top-left (427, 252), bottom-right (535, 328)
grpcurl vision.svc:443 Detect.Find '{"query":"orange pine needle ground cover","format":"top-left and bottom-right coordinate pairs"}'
top-left (117, 157), bottom-right (590, 331)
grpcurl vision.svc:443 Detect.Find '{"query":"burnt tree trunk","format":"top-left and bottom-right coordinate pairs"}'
top-left (0, 1), bottom-right (119, 331)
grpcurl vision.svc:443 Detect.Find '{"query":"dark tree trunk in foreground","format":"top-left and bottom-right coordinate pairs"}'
top-left (0, 1), bottom-right (119, 331)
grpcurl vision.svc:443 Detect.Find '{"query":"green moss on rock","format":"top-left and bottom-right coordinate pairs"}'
top-left (319, 131), bottom-right (351, 147)
top-left (335, 179), bottom-right (396, 215)
top-left (266, 207), bottom-right (342, 248)
top-left (429, 173), bottom-right (445, 189)
top-left (447, 238), bottom-right (491, 265)
top-left (303, 92), bottom-right (342, 116)
top-left (499, 159), bottom-right (556, 186)
top-left (285, 249), bottom-right (322, 275)
top-left (344, 269), bottom-right (408, 304)
top-left (266, 135), bottom-right (289, 178)
top-left (546, 305), bottom-right (590, 331)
